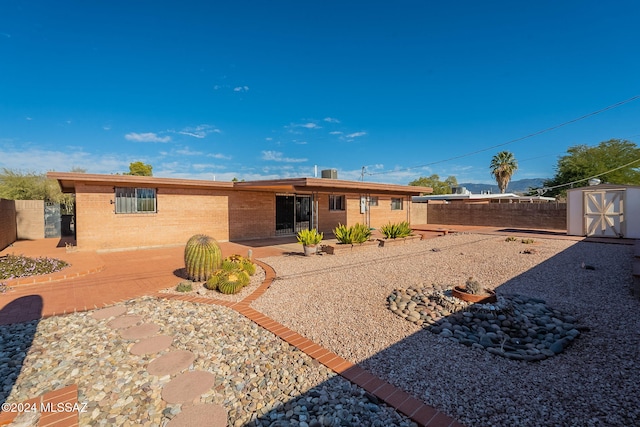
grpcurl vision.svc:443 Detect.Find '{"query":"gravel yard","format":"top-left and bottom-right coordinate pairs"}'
top-left (252, 233), bottom-right (640, 427)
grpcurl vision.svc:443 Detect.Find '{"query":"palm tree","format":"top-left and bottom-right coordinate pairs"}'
top-left (490, 151), bottom-right (518, 193)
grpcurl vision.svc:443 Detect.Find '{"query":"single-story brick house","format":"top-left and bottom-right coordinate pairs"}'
top-left (48, 172), bottom-right (432, 251)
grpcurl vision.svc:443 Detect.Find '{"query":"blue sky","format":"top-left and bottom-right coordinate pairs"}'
top-left (1, 1), bottom-right (639, 185)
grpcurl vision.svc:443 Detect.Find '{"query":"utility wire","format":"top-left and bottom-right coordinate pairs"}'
top-left (533, 157), bottom-right (640, 195)
top-left (367, 94), bottom-right (640, 176)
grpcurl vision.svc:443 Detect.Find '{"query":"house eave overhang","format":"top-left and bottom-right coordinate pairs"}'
top-left (46, 172), bottom-right (235, 193)
top-left (233, 178), bottom-right (432, 195)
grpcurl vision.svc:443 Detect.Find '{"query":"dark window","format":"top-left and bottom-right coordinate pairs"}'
top-left (391, 198), bottom-right (403, 210)
top-left (329, 195), bottom-right (345, 211)
top-left (369, 196), bottom-right (379, 206)
top-left (115, 187), bottom-right (157, 213)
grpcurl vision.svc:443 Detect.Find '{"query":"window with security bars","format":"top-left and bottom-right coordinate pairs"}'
top-left (391, 197), bottom-right (403, 210)
top-left (115, 188), bottom-right (157, 213)
top-left (329, 195), bottom-right (345, 211)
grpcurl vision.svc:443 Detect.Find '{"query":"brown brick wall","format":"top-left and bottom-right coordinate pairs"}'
top-left (15, 200), bottom-right (45, 240)
top-left (75, 184), bottom-right (230, 251)
top-left (368, 196), bottom-right (410, 228)
top-left (229, 191), bottom-right (276, 240)
top-left (317, 194), bottom-right (348, 234)
top-left (426, 202), bottom-right (567, 229)
top-left (0, 199), bottom-right (17, 250)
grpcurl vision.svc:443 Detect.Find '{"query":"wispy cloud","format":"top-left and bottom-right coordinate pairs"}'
top-left (177, 124), bottom-right (221, 138)
top-left (207, 153), bottom-right (231, 160)
top-left (346, 131), bottom-right (367, 138)
top-left (329, 131), bottom-right (343, 135)
top-left (261, 150), bottom-right (307, 163)
top-left (175, 148), bottom-right (203, 156)
top-left (300, 122), bottom-right (320, 129)
top-left (233, 86), bottom-right (250, 92)
top-left (125, 132), bottom-right (171, 143)
top-left (324, 117), bottom-right (340, 123)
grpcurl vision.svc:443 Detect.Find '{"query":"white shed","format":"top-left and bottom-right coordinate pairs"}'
top-left (567, 184), bottom-right (640, 238)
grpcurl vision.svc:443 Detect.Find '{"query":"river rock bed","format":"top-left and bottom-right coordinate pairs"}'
top-left (388, 286), bottom-right (583, 361)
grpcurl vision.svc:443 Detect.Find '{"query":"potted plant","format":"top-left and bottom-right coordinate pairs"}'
top-left (297, 228), bottom-right (323, 256)
top-left (451, 277), bottom-right (497, 304)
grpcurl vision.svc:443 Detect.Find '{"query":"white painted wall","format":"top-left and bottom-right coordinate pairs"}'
top-left (567, 188), bottom-right (583, 235)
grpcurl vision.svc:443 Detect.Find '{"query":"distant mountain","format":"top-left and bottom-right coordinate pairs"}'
top-left (458, 178), bottom-right (546, 194)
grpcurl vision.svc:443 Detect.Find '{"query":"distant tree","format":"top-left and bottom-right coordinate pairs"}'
top-left (0, 169), bottom-right (72, 209)
top-left (543, 139), bottom-right (640, 197)
top-left (490, 151), bottom-right (518, 193)
top-left (125, 161), bottom-right (153, 176)
top-left (409, 174), bottom-right (458, 195)
top-left (70, 167), bottom-right (87, 173)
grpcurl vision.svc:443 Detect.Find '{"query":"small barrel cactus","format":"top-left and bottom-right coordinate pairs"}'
top-left (465, 277), bottom-right (483, 295)
top-left (224, 255), bottom-right (256, 276)
top-left (205, 268), bottom-right (250, 294)
top-left (184, 234), bottom-right (222, 282)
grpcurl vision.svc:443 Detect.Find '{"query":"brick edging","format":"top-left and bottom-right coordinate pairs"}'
top-left (154, 259), bottom-right (463, 427)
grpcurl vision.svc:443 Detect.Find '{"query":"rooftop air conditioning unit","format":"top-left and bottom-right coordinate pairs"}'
top-left (321, 169), bottom-right (338, 179)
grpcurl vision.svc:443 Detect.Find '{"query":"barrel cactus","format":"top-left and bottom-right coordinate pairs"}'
top-left (224, 254), bottom-right (256, 276)
top-left (205, 267), bottom-right (250, 294)
top-left (184, 234), bottom-right (222, 282)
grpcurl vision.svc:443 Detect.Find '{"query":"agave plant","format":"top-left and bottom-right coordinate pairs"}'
top-left (297, 228), bottom-right (323, 246)
top-left (334, 223), bottom-right (372, 244)
top-left (380, 221), bottom-right (412, 239)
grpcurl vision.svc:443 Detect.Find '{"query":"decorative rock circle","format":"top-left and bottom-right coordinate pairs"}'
top-left (166, 404), bottom-right (228, 427)
top-left (92, 305), bottom-right (127, 320)
top-left (148, 350), bottom-right (196, 376)
top-left (161, 371), bottom-right (215, 404)
top-left (106, 315), bottom-right (143, 329)
top-left (130, 335), bottom-right (174, 355)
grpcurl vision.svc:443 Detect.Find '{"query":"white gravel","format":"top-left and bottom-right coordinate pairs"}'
top-left (252, 233), bottom-right (640, 427)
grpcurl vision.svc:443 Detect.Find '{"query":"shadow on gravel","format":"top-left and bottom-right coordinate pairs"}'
top-left (0, 295), bottom-right (42, 406)
top-left (236, 238), bottom-right (639, 427)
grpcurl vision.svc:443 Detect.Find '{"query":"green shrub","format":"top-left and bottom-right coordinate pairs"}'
top-left (505, 236), bottom-right (518, 242)
top-left (334, 223), bottom-right (372, 244)
top-left (175, 281), bottom-right (193, 292)
top-left (380, 221), bottom-right (412, 239)
top-left (184, 234), bottom-right (222, 282)
top-left (521, 238), bottom-right (535, 244)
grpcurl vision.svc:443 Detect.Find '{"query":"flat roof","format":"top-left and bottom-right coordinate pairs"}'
top-left (47, 172), bottom-right (432, 195)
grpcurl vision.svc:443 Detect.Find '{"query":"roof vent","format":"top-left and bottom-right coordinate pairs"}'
top-left (321, 169), bottom-right (338, 179)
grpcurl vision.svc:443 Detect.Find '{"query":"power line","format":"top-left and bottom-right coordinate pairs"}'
top-left (533, 157), bottom-right (640, 195)
top-left (367, 94), bottom-right (640, 176)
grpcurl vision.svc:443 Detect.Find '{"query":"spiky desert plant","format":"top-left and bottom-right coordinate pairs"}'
top-left (464, 277), bottom-right (483, 295)
top-left (505, 236), bottom-right (518, 242)
top-left (334, 223), bottom-right (372, 244)
top-left (380, 221), bottom-right (412, 239)
top-left (224, 254), bottom-right (256, 276)
top-left (184, 234), bottom-right (222, 282)
top-left (205, 268), bottom-right (250, 294)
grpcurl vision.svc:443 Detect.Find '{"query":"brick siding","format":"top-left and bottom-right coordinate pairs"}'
top-left (0, 199), bottom-right (17, 251)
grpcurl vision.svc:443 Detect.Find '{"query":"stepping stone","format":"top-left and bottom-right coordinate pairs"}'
top-left (166, 404), bottom-right (228, 427)
top-left (106, 315), bottom-right (143, 329)
top-left (148, 350), bottom-right (196, 376)
top-left (130, 335), bottom-right (174, 355)
top-left (161, 371), bottom-right (215, 404)
top-left (92, 305), bottom-right (126, 320)
top-left (120, 323), bottom-right (160, 340)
